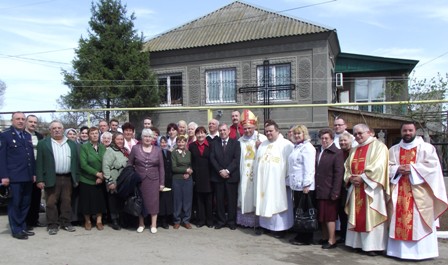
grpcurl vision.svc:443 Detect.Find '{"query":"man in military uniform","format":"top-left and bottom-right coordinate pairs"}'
top-left (0, 112), bottom-right (36, 239)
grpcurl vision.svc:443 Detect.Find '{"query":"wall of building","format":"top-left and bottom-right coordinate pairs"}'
top-left (148, 34), bottom-right (335, 132)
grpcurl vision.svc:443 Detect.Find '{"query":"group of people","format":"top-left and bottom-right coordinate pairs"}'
top-left (0, 111), bottom-right (447, 261)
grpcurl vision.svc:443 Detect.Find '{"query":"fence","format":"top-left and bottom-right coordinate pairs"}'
top-left (1, 99), bottom-right (447, 175)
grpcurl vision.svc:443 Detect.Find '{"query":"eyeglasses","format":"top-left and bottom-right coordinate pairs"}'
top-left (354, 131), bottom-right (367, 136)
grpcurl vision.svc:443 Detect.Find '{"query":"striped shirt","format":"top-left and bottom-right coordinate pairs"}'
top-left (51, 137), bottom-right (72, 174)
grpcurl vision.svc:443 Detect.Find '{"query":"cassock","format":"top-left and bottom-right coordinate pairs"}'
top-left (387, 136), bottom-right (448, 260)
top-left (237, 131), bottom-right (267, 227)
top-left (344, 137), bottom-right (390, 251)
top-left (254, 134), bottom-right (294, 231)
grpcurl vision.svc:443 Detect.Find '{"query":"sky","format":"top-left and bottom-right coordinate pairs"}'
top-left (1, 0), bottom-right (447, 121)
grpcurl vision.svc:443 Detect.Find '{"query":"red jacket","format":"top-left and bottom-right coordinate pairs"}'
top-left (229, 124), bottom-right (244, 139)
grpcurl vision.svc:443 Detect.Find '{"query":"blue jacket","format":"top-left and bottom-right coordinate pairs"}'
top-left (0, 126), bottom-right (35, 183)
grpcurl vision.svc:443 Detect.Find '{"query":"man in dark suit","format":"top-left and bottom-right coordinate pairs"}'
top-left (210, 123), bottom-right (241, 230)
top-left (25, 115), bottom-right (44, 230)
top-left (0, 112), bottom-right (36, 240)
top-left (36, 120), bottom-right (79, 235)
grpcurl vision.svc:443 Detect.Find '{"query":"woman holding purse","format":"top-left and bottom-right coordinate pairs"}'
top-left (287, 124), bottom-right (316, 245)
top-left (102, 132), bottom-right (129, 230)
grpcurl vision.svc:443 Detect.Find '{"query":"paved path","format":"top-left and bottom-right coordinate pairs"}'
top-left (0, 212), bottom-right (447, 265)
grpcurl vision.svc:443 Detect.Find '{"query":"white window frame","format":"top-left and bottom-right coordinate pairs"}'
top-left (256, 63), bottom-right (292, 101)
top-left (158, 74), bottom-right (182, 106)
top-left (205, 68), bottom-right (236, 104)
top-left (354, 77), bottom-right (386, 113)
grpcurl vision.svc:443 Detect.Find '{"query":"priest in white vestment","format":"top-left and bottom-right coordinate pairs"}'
top-left (344, 124), bottom-right (390, 256)
top-left (387, 123), bottom-right (448, 260)
top-left (237, 110), bottom-right (267, 228)
top-left (254, 120), bottom-right (294, 236)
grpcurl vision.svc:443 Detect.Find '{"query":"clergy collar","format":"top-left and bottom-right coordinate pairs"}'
top-left (399, 136), bottom-right (424, 150)
top-left (357, 136), bottom-right (375, 147)
top-left (241, 131), bottom-right (258, 141)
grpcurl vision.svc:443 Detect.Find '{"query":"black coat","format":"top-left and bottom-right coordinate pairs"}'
top-left (189, 141), bottom-right (212, 193)
top-left (161, 149), bottom-right (173, 188)
top-left (209, 138), bottom-right (241, 183)
top-left (117, 165), bottom-right (142, 199)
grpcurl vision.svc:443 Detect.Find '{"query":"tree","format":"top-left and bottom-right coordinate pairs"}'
top-left (51, 95), bottom-right (90, 129)
top-left (387, 73), bottom-right (447, 134)
top-left (61, 0), bottom-right (159, 122)
top-left (407, 73), bottom-right (447, 135)
top-left (0, 79), bottom-right (6, 109)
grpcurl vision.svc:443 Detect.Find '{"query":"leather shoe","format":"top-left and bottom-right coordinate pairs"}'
top-left (22, 230), bottom-right (35, 236)
top-left (96, 223), bottom-right (104, 231)
top-left (312, 239), bottom-right (326, 245)
top-left (336, 238), bottom-right (345, 244)
top-left (228, 225), bottom-right (236, 230)
top-left (173, 223), bottom-right (180, 229)
top-left (35, 221), bottom-right (46, 227)
top-left (272, 231), bottom-right (285, 238)
top-left (322, 242), bottom-right (337, 249)
top-left (184, 223), bottom-right (192, 229)
top-left (289, 238), bottom-right (310, 246)
top-left (61, 224), bottom-right (76, 232)
top-left (207, 225), bottom-right (214, 228)
top-left (110, 220), bottom-right (121, 230)
top-left (12, 232), bottom-right (28, 240)
top-left (48, 228), bottom-right (58, 235)
top-left (214, 224), bottom-right (224, 230)
top-left (85, 222), bottom-right (92, 231)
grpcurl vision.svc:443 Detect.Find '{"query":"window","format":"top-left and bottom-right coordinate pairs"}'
top-left (354, 78), bottom-right (385, 113)
top-left (256, 63), bottom-right (292, 101)
top-left (206, 68), bottom-right (236, 104)
top-left (158, 74), bottom-right (182, 106)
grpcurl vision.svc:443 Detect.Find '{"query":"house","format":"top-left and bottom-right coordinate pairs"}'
top-left (143, 1), bottom-right (417, 144)
top-left (144, 1), bottom-right (339, 132)
top-left (335, 52), bottom-right (418, 114)
top-left (331, 52), bottom-right (418, 146)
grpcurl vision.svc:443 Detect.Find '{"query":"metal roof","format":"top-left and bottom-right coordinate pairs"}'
top-left (144, 1), bottom-right (333, 52)
top-left (336, 52), bottom-right (419, 73)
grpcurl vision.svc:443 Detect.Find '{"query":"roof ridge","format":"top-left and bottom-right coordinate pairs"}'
top-left (145, 1), bottom-right (333, 52)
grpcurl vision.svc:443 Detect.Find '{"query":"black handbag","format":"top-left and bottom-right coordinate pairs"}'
top-left (123, 188), bottom-right (143, 217)
top-left (293, 194), bottom-right (319, 232)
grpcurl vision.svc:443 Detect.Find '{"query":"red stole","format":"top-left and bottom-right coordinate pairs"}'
top-left (395, 147), bottom-right (417, 240)
top-left (351, 144), bottom-right (370, 232)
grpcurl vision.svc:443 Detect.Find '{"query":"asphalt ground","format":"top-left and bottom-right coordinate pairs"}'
top-left (0, 210), bottom-right (447, 265)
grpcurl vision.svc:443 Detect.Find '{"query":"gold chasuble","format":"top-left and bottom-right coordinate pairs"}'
top-left (344, 138), bottom-right (389, 233)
